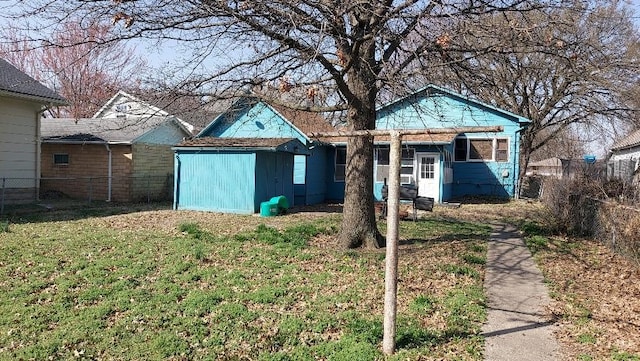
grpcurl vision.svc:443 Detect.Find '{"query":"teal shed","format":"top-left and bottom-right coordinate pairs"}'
top-left (173, 137), bottom-right (308, 214)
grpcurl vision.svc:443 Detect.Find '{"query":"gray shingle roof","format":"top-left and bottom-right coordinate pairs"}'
top-left (611, 129), bottom-right (640, 151)
top-left (41, 116), bottom-right (175, 143)
top-left (0, 58), bottom-right (66, 105)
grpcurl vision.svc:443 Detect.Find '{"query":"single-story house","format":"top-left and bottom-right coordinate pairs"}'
top-left (0, 57), bottom-right (66, 204)
top-left (174, 85), bottom-right (530, 213)
top-left (608, 129), bottom-right (640, 182)
top-left (41, 115), bottom-right (191, 202)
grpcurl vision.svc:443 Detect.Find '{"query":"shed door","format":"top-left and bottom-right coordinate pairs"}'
top-left (416, 152), bottom-right (440, 202)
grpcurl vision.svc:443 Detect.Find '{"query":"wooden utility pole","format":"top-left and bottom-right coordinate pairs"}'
top-left (382, 130), bottom-right (401, 354)
top-left (310, 125), bottom-right (503, 355)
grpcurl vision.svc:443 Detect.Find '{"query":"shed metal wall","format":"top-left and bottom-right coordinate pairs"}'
top-left (174, 151), bottom-right (256, 214)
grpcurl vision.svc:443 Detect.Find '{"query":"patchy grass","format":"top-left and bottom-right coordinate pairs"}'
top-left (0, 205), bottom-right (490, 360)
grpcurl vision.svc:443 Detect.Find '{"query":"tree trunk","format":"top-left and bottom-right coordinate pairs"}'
top-left (339, 134), bottom-right (385, 249)
top-left (337, 20), bottom-right (384, 249)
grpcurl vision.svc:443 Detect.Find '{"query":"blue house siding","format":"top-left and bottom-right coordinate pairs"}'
top-left (325, 146), bottom-right (345, 201)
top-left (200, 101), bottom-right (308, 144)
top-left (174, 151), bottom-right (257, 214)
top-left (304, 146), bottom-right (328, 205)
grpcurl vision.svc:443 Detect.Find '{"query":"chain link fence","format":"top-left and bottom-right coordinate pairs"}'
top-left (1, 175), bottom-right (173, 215)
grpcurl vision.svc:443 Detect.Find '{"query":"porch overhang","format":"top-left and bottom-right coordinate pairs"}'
top-left (321, 132), bottom-right (459, 146)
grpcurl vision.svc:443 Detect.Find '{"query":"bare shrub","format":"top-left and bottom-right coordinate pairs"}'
top-left (541, 177), bottom-right (602, 235)
top-left (596, 202), bottom-right (640, 264)
top-left (542, 175), bottom-right (640, 263)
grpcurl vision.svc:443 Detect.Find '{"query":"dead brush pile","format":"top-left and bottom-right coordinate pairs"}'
top-left (542, 176), bottom-right (640, 263)
top-left (596, 202), bottom-right (640, 264)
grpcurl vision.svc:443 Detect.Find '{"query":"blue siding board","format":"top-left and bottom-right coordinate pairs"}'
top-left (304, 147), bottom-right (327, 205)
top-left (202, 101), bottom-right (308, 144)
top-left (324, 147), bottom-right (345, 201)
top-left (174, 151), bottom-right (257, 214)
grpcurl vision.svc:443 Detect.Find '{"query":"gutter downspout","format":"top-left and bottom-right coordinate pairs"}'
top-left (105, 143), bottom-right (112, 202)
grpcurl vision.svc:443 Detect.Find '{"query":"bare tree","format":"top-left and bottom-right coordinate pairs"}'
top-left (0, 22), bottom-right (146, 118)
top-left (5, 0), bottom-right (576, 248)
top-left (425, 2), bottom-right (640, 189)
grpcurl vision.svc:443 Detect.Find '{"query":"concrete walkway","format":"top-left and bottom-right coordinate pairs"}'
top-left (482, 224), bottom-right (559, 361)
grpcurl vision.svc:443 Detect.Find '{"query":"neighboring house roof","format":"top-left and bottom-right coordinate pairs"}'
top-left (377, 84), bottom-right (530, 125)
top-left (41, 116), bottom-right (182, 144)
top-left (93, 90), bottom-right (195, 134)
top-left (611, 129), bottom-right (640, 152)
top-left (0, 58), bottom-right (66, 105)
top-left (175, 137), bottom-right (308, 154)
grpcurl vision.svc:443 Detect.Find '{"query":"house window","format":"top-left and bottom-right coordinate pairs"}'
top-left (454, 137), bottom-right (510, 162)
top-left (375, 147), bottom-right (414, 184)
top-left (53, 153), bottom-right (69, 165)
top-left (495, 139), bottom-right (509, 162)
top-left (334, 147), bottom-right (347, 182)
top-left (454, 138), bottom-right (467, 161)
top-left (420, 156), bottom-right (435, 179)
top-left (400, 148), bottom-right (415, 184)
top-left (293, 155), bottom-right (306, 185)
top-left (443, 150), bottom-right (453, 184)
top-left (469, 139), bottom-right (493, 161)
top-left (375, 148), bottom-right (389, 182)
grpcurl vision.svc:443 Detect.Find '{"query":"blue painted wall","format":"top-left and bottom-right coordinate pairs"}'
top-left (201, 101), bottom-right (308, 143)
top-left (325, 146), bottom-right (345, 201)
top-left (174, 151), bottom-right (256, 214)
top-left (304, 146), bottom-right (328, 205)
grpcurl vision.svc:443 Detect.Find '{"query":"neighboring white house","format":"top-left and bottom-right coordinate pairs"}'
top-left (93, 90), bottom-right (195, 134)
top-left (0, 58), bottom-right (66, 204)
top-left (608, 129), bottom-right (640, 182)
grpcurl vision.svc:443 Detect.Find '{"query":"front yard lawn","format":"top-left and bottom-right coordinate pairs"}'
top-left (0, 206), bottom-right (490, 360)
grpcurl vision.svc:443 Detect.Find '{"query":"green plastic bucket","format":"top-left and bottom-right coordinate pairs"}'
top-left (269, 196), bottom-right (289, 211)
top-left (260, 201), bottom-right (278, 217)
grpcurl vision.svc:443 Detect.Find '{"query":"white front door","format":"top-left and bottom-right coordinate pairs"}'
top-left (416, 152), bottom-right (440, 202)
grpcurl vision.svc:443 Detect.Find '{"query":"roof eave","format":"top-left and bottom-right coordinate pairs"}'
top-left (0, 90), bottom-right (67, 106)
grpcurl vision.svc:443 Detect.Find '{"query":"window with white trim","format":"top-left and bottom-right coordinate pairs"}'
top-left (53, 153), bottom-right (69, 165)
top-left (454, 137), bottom-right (509, 162)
top-left (375, 147), bottom-right (414, 184)
top-left (334, 147), bottom-right (347, 182)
